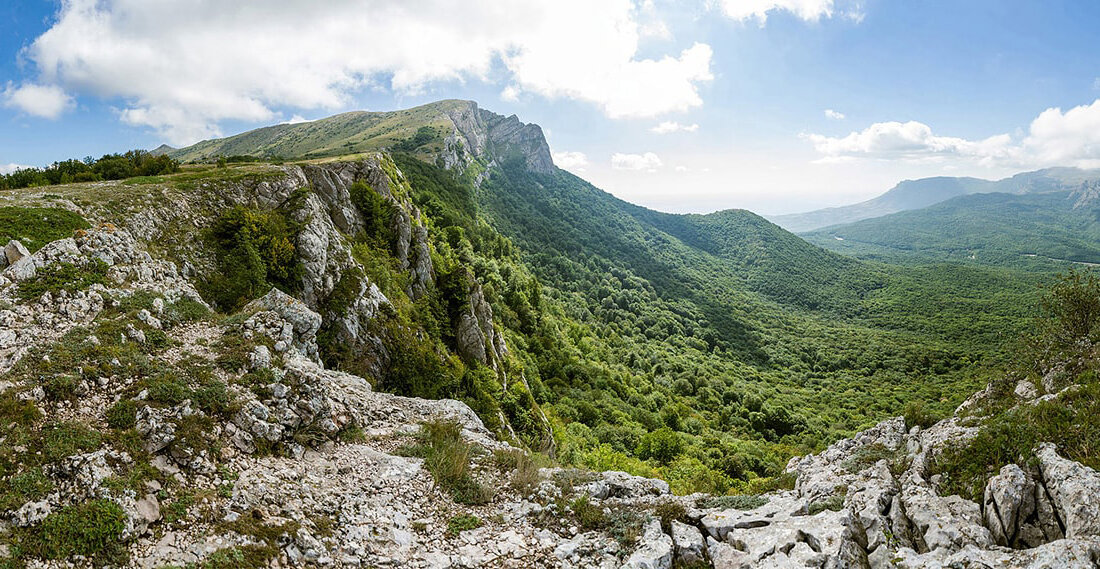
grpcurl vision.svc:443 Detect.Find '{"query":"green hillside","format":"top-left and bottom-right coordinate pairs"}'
top-left (140, 103), bottom-right (1054, 493)
top-left (804, 190), bottom-right (1100, 269)
top-left (165, 100), bottom-right (469, 163)
top-left (771, 167), bottom-right (1100, 233)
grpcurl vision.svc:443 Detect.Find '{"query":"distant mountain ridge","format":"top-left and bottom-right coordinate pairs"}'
top-left (769, 167), bottom-right (1100, 233)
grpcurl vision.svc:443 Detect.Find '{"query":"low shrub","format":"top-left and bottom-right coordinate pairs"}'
top-left (16, 260), bottom-right (109, 301)
top-left (808, 491), bottom-right (846, 515)
top-left (446, 514), bottom-right (482, 536)
top-left (700, 494), bottom-right (769, 511)
top-left (903, 400), bottom-right (938, 429)
top-left (23, 499), bottom-right (127, 561)
top-left (105, 400), bottom-right (138, 430)
top-left (653, 500), bottom-right (687, 534)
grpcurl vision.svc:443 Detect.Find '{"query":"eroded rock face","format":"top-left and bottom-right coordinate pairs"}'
top-left (1037, 443), bottom-right (1100, 539)
top-left (622, 518), bottom-right (673, 569)
top-left (984, 463), bottom-right (1036, 547)
top-left (671, 520), bottom-right (706, 564)
top-left (442, 100), bottom-right (555, 175)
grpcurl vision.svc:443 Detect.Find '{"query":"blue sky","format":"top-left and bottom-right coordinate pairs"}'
top-left (3, 0), bottom-right (1100, 215)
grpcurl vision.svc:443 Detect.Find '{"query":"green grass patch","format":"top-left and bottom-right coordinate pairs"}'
top-left (399, 420), bottom-right (493, 505)
top-left (933, 378), bottom-right (1100, 500)
top-left (0, 207), bottom-right (89, 253)
top-left (0, 468), bottom-right (52, 511)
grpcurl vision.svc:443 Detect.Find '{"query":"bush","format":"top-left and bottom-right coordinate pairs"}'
top-left (16, 260), bottom-right (109, 301)
top-left (903, 400), bottom-right (938, 429)
top-left (349, 181), bottom-right (395, 249)
top-left (105, 400), bottom-right (138, 430)
top-left (25, 499), bottom-right (127, 561)
top-left (654, 500), bottom-right (687, 534)
top-left (635, 427), bottom-right (684, 465)
top-left (201, 204), bottom-right (303, 311)
top-left (446, 514), bottom-right (482, 536)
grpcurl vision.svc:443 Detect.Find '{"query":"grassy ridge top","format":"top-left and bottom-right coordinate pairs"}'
top-left (166, 100), bottom-right (473, 163)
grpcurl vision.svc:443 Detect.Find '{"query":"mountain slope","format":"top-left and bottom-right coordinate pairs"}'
top-left (804, 189), bottom-right (1100, 268)
top-left (770, 167), bottom-right (1100, 233)
top-left (149, 100), bottom-right (1051, 491)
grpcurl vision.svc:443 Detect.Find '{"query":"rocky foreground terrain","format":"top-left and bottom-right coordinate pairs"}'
top-left (0, 156), bottom-right (1097, 568)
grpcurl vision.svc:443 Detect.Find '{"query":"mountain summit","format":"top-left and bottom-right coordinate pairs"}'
top-left (167, 100), bottom-right (554, 174)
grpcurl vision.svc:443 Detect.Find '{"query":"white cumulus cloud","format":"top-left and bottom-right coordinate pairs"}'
top-left (1017, 99), bottom-right (1100, 168)
top-left (0, 163), bottom-right (34, 175)
top-left (17, 0), bottom-right (713, 145)
top-left (823, 109), bottom-right (845, 120)
top-left (612, 152), bottom-right (663, 172)
top-left (716, 0), bottom-right (866, 25)
top-left (651, 121), bottom-right (699, 134)
top-left (2, 82), bottom-right (74, 119)
top-left (803, 99), bottom-right (1100, 169)
top-left (803, 121), bottom-right (1011, 164)
top-left (717, 0), bottom-right (833, 23)
top-left (552, 151), bottom-right (589, 171)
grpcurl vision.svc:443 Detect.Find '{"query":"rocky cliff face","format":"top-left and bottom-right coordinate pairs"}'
top-left (441, 101), bottom-right (555, 176)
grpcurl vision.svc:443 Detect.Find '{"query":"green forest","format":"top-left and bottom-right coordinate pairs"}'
top-left (315, 152), bottom-right (1048, 494)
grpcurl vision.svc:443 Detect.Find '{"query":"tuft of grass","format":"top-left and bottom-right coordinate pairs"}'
top-left (570, 495), bottom-right (607, 530)
top-left (402, 420), bottom-right (493, 505)
top-left (492, 449), bottom-right (541, 494)
top-left (445, 514), bottom-right (482, 536)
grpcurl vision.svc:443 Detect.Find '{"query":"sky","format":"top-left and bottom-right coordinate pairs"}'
top-left (3, 1), bottom-right (1100, 215)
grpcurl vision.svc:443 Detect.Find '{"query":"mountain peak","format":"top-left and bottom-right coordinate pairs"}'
top-left (164, 99), bottom-right (555, 175)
